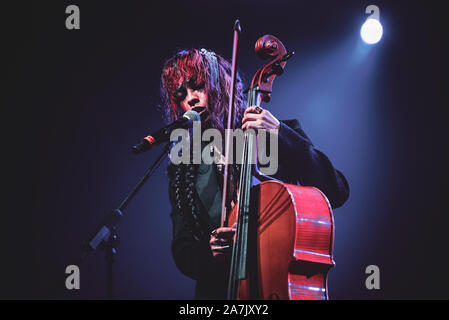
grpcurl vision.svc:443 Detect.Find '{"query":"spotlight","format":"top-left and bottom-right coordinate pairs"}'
top-left (361, 5), bottom-right (383, 44)
top-left (361, 19), bottom-right (383, 44)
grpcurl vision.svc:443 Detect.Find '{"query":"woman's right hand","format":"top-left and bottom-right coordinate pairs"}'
top-left (209, 224), bottom-right (236, 262)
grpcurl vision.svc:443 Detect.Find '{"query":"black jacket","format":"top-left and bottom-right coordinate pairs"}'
top-left (168, 119), bottom-right (349, 299)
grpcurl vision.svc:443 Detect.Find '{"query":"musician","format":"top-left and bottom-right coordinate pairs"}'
top-left (161, 48), bottom-right (349, 299)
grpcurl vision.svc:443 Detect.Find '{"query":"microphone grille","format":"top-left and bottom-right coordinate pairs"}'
top-left (183, 110), bottom-right (201, 122)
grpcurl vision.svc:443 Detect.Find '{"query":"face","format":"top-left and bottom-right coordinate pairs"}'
top-left (174, 78), bottom-right (208, 113)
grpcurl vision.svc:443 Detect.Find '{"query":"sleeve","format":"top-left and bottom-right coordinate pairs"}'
top-left (168, 183), bottom-right (228, 281)
top-left (276, 119), bottom-right (350, 209)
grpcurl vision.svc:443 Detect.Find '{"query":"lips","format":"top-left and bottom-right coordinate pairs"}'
top-left (192, 106), bottom-right (206, 114)
top-left (192, 106), bottom-right (209, 121)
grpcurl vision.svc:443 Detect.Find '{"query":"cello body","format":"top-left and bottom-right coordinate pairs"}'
top-left (227, 180), bottom-right (335, 300)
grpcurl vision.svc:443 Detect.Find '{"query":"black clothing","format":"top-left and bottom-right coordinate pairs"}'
top-left (167, 119), bottom-right (349, 299)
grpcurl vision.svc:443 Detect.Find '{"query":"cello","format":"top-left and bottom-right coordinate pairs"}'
top-left (222, 24), bottom-right (336, 300)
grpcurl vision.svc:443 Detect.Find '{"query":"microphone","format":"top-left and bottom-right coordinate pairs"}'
top-left (132, 110), bottom-right (200, 154)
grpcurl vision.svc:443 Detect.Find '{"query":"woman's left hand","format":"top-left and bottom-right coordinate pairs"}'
top-left (241, 106), bottom-right (280, 131)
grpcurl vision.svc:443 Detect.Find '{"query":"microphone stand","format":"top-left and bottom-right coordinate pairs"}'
top-left (78, 142), bottom-right (172, 300)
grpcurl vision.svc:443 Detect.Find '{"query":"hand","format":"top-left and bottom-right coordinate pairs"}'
top-left (209, 224), bottom-right (236, 262)
top-left (241, 106), bottom-right (280, 131)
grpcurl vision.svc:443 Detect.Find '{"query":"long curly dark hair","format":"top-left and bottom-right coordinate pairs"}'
top-left (161, 48), bottom-right (246, 240)
top-left (160, 48), bottom-right (246, 132)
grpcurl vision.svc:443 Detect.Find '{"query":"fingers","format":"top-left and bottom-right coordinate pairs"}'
top-left (209, 236), bottom-right (231, 247)
top-left (244, 106), bottom-right (255, 115)
top-left (210, 237), bottom-right (232, 261)
top-left (244, 105), bottom-right (264, 114)
top-left (210, 227), bottom-right (236, 240)
top-left (241, 112), bottom-right (262, 124)
top-left (242, 106), bottom-right (280, 130)
top-left (211, 246), bottom-right (230, 262)
top-left (241, 108), bottom-right (263, 130)
top-left (210, 244), bottom-right (230, 251)
top-left (242, 120), bottom-right (263, 130)
top-left (210, 226), bottom-right (236, 261)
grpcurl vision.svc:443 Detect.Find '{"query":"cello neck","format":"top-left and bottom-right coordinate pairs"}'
top-left (227, 87), bottom-right (260, 300)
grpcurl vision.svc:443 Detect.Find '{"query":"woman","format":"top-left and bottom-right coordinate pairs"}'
top-left (160, 48), bottom-right (349, 299)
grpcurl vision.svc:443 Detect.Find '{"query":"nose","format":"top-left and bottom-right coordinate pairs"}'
top-left (186, 88), bottom-right (200, 107)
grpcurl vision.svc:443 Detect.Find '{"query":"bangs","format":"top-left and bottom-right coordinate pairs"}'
top-left (162, 50), bottom-right (209, 97)
top-left (160, 48), bottom-right (245, 129)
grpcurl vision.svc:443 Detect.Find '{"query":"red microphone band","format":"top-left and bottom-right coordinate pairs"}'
top-left (144, 136), bottom-right (156, 146)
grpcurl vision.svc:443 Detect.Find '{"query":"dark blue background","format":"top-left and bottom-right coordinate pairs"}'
top-left (5, 0), bottom-right (448, 299)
